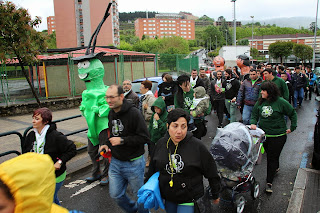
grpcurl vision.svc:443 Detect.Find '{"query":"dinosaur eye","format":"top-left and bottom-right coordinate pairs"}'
top-left (77, 60), bottom-right (90, 69)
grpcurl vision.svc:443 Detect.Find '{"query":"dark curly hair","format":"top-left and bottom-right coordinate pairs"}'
top-left (258, 81), bottom-right (280, 104)
top-left (167, 108), bottom-right (190, 127)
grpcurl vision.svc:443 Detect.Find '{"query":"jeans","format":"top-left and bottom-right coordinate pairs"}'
top-left (242, 105), bottom-right (254, 125)
top-left (305, 85), bottom-right (313, 100)
top-left (225, 99), bottom-right (237, 123)
top-left (263, 135), bottom-right (287, 184)
top-left (108, 156), bottom-right (148, 213)
top-left (165, 200), bottom-right (194, 213)
top-left (293, 87), bottom-right (304, 108)
top-left (54, 181), bottom-right (64, 205)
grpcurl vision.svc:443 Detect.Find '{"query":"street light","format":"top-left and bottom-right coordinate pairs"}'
top-left (231, 0), bottom-right (236, 46)
top-left (312, 0), bottom-right (319, 70)
top-left (250, 16), bottom-right (254, 50)
top-left (215, 35), bottom-right (217, 50)
top-left (225, 29), bottom-right (228, 46)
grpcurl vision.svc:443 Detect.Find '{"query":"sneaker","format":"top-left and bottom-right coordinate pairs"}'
top-left (85, 175), bottom-right (101, 183)
top-left (275, 168), bottom-right (280, 174)
top-left (100, 177), bottom-right (109, 186)
top-left (266, 183), bottom-right (273, 193)
top-left (217, 124), bottom-right (223, 128)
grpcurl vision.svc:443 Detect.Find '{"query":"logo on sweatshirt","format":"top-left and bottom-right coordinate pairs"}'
top-left (166, 154), bottom-right (184, 174)
top-left (112, 119), bottom-right (124, 136)
top-left (261, 106), bottom-right (273, 118)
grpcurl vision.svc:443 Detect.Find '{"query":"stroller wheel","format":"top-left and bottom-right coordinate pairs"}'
top-left (234, 194), bottom-right (246, 213)
top-left (251, 181), bottom-right (260, 199)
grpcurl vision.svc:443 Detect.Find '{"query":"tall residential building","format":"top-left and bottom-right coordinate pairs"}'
top-left (47, 16), bottom-right (56, 35)
top-left (53, 0), bottom-right (119, 48)
top-left (135, 18), bottom-right (195, 40)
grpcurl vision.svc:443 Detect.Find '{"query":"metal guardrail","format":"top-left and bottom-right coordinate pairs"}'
top-left (0, 115), bottom-right (88, 158)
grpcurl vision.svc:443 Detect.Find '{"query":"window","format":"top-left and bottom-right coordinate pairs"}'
top-left (173, 32), bottom-right (176, 34)
top-left (143, 20), bottom-right (146, 22)
top-left (144, 28), bottom-right (147, 30)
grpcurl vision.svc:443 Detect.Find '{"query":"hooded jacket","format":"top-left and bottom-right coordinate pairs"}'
top-left (23, 123), bottom-right (77, 178)
top-left (99, 99), bottom-right (150, 161)
top-left (237, 77), bottom-right (263, 106)
top-left (124, 89), bottom-right (139, 108)
top-left (140, 91), bottom-right (157, 122)
top-left (146, 132), bottom-right (221, 203)
top-left (0, 153), bottom-right (69, 213)
top-left (210, 78), bottom-right (225, 101)
top-left (148, 97), bottom-right (168, 143)
top-left (190, 86), bottom-right (210, 117)
top-left (158, 81), bottom-right (178, 106)
top-left (222, 77), bottom-right (240, 100)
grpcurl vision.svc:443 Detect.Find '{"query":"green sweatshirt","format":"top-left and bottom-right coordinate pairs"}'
top-left (174, 88), bottom-right (194, 114)
top-left (271, 77), bottom-right (289, 101)
top-left (250, 97), bottom-right (297, 136)
top-left (148, 97), bottom-right (168, 143)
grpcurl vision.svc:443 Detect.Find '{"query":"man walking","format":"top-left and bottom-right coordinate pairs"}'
top-left (99, 85), bottom-right (149, 213)
top-left (263, 68), bottom-right (289, 101)
top-left (210, 70), bottom-right (225, 127)
top-left (237, 69), bottom-right (262, 124)
top-left (123, 80), bottom-right (139, 107)
top-left (291, 66), bottom-right (308, 108)
top-left (223, 69), bottom-right (240, 123)
top-left (305, 65), bottom-right (316, 100)
top-left (199, 68), bottom-right (211, 94)
top-left (190, 69), bottom-right (205, 89)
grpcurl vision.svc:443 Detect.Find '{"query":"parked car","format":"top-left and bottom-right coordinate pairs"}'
top-left (131, 75), bottom-right (177, 97)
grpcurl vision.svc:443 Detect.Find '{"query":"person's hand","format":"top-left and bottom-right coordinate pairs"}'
top-left (286, 129), bottom-right (291, 134)
top-left (54, 161), bottom-right (61, 170)
top-left (143, 103), bottom-right (148, 110)
top-left (109, 137), bottom-right (122, 146)
top-left (154, 113), bottom-right (160, 120)
top-left (237, 105), bottom-right (241, 109)
top-left (250, 124), bottom-right (257, 130)
top-left (231, 97), bottom-right (236, 102)
top-left (198, 113), bottom-right (204, 117)
top-left (99, 145), bottom-right (109, 152)
top-left (307, 87), bottom-right (309, 90)
top-left (212, 198), bottom-right (220, 205)
top-left (162, 96), bottom-right (165, 100)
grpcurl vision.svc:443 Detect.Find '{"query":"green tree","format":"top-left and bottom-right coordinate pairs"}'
top-left (250, 47), bottom-right (259, 59)
top-left (0, 2), bottom-right (47, 106)
top-left (268, 41), bottom-right (294, 64)
top-left (310, 22), bottom-right (319, 32)
top-left (238, 39), bottom-right (249, 45)
top-left (293, 43), bottom-right (313, 65)
top-left (198, 15), bottom-right (214, 22)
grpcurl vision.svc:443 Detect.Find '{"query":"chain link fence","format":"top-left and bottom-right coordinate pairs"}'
top-left (0, 53), bottom-right (198, 106)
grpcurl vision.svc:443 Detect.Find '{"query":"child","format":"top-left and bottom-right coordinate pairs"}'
top-left (281, 73), bottom-right (294, 104)
top-left (147, 97), bottom-right (168, 166)
top-left (189, 86), bottom-right (210, 131)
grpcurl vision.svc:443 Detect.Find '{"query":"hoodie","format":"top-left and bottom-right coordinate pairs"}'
top-left (146, 132), bottom-right (221, 203)
top-left (190, 86), bottom-right (210, 117)
top-left (0, 153), bottom-right (69, 213)
top-left (148, 97), bottom-right (168, 143)
top-left (99, 99), bottom-right (150, 161)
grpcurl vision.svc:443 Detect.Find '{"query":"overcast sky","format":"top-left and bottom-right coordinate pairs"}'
top-left (11, 0), bottom-right (320, 31)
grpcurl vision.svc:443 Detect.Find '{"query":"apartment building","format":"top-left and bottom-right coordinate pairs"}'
top-left (135, 18), bottom-right (195, 40)
top-left (47, 16), bottom-right (56, 35)
top-left (248, 34), bottom-right (320, 53)
top-left (214, 21), bottom-right (242, 27)
top-left (53, 0), bottom-right (119, 48)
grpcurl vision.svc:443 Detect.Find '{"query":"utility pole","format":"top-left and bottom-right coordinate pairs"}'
top-left (250, 16), bottom-right (254, 63)
top-left (225, 30), bottom-right (228, 46)
top-left (313, 0), bottom-right (319, 70)
top-left (210, 37), bottom-right (212, 51)
top-left (231, 0), bottom-right (236, 46)
top-left (215, 35), bottom-right (217, 50)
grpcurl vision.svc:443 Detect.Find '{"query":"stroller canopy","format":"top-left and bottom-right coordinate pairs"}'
top-left (210, 122), bottom-right (265, 177)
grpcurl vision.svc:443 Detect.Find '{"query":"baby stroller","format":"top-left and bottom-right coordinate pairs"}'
top-left (210, 122), bottom-right (265, 213)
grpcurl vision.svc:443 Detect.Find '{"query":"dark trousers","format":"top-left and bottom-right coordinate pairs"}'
top-left (88, 138), bottom-right (109, 177)
top-left (305, 85), bottom-right (313, 100)
top-left (213, 99), bottom-right (225, 125)
top-left (263, 135), bottom-right (287, 184)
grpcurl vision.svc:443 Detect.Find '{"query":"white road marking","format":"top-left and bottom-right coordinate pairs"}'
top-left (64, 180), bottom-right (87, 189)
top-left (70, 181), bottom-right (100, 198)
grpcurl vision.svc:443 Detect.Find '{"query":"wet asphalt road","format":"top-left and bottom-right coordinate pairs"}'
top-left (59, 96), bottom-right (319, 213)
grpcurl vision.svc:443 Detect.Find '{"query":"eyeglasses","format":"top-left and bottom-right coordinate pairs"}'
top-left (105, 95), bottom-right (119, 100)
top-left (123, 83), bottom-right (131, 85)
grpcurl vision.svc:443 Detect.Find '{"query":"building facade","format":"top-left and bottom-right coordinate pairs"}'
top-left (135, 18), bottom-right (195, 40)
top-left (248, 34), bottom-right (320, 54)
top-left (47, 16), bottom-right (56, 35)
top-left (214, 21), bottom-right (241, 27)
top-left (53, 0), bottom-right (119, 48)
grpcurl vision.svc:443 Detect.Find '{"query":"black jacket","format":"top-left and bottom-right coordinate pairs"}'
top-left (23, 123), bottom-right (77, 177)
top-left (158, 81), bottom-right (178, 106)
top-left (146, 132), bottom-right (221, 203)
top-left (223, 78), bottom-right (240, 99)
top-left (99, 99), bottom-right (150, 161)
top-left (125, 89), bottom-right (139, 108)
top-left (291, 73), bottom-right (307, 89)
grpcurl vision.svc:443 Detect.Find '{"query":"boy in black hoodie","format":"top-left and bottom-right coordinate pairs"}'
top-left (223, 69), bottom-right (240, 123)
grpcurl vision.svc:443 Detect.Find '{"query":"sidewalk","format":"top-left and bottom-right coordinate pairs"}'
top-left (287, 168), bottom-right (320, 213)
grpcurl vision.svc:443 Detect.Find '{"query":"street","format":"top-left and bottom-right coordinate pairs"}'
top-left (58, 97), bottom-right (318, 213)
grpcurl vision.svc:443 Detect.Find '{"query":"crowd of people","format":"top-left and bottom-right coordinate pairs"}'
top-left (0, 62), bottom-right (313, 213)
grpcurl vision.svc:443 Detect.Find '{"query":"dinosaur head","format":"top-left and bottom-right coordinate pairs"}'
top-left (77, 58), bottom-right (105, 82)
